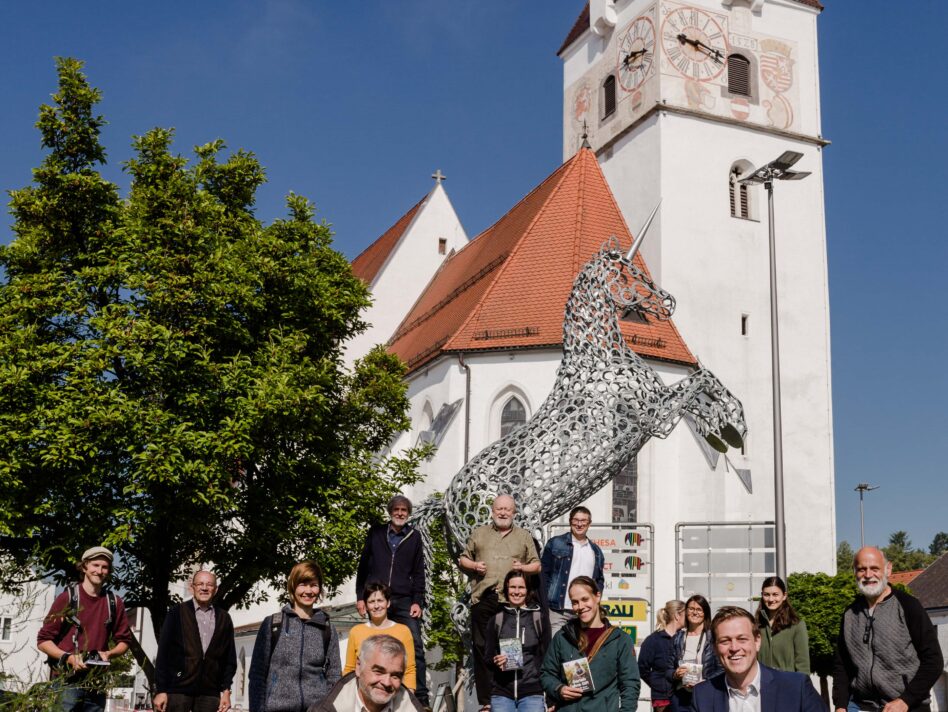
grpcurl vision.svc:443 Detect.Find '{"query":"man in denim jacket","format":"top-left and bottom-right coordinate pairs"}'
top-left (540, 506), bottom-right (605, 634)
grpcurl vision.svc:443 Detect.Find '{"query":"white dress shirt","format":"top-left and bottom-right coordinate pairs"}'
top-left (725, 663), bottom-right (762, 712)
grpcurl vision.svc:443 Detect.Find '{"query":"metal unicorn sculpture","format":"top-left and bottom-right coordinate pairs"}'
top-left (415, 204), bottom-right (746, 633)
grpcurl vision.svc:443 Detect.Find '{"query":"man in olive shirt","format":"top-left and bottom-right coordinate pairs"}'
top-left (458, 494), bottom-right (540, 709)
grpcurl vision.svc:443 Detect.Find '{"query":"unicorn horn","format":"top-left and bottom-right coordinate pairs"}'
top-left (625, 199), bottom-right (662, 261)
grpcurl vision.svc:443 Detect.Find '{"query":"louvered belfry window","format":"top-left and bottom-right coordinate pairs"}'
top-left (603, 74), bottom-right (617, 118)
top-left (728, 54), bottom-right (751, 96)
top-left (730, 168), bottom-right (750, 219)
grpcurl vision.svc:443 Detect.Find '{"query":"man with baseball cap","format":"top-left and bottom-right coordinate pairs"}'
top-left (37, 546), bottom-right (133, 711)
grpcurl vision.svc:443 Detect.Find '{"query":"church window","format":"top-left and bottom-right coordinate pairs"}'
top-left (438, 237), bottom-right (447, 255)
top-left (727, 54), bottom-right (752, 97)
top-left (500, 397), bottom-right (527, 438)
top-left (601, 74), bottom-right (617, 119)
top-left (729, 164), bottom-right (752, 220)
top-left (741, 313), bottom-right (749, 336)
top-left (612, 458), bottom-right (637, 522)
top-left (0, 617), bottom-right (11, 641)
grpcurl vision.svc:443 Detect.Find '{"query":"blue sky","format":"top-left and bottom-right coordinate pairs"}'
top-left (2, 2), bottom-right (945, 558)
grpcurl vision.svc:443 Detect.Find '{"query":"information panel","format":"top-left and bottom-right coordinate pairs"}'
top-left (548, 523), bottom-right (653, 645)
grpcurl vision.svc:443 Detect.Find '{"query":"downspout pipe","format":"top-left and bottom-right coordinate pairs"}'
top-left (457, 353), bottom-right (471, 463)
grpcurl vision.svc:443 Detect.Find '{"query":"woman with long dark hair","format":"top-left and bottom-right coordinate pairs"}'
top-left (484, 570), bottom-right (551, 712)
top-left (638, 600), bottom-right (685, 712)
top-left (755, 576), bottom-right (810, 673)
top-left (672, 595), bottom-right (722, 712)
top-left (541, 576), bottom-right (640, 712)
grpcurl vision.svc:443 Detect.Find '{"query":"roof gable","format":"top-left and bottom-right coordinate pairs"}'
top-left (351, 195), bottom-right (427, 285)
top-left (388, 148), bottom-right (696, 372)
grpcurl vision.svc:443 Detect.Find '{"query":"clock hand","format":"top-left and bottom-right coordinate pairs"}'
top-left (622, 48), bottom-right (647, 67)
top-left (676, 33), bottom-right (724, 64)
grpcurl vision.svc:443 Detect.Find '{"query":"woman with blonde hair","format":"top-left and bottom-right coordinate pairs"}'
top-left (249, 561), bottom-right (341, 712)
top-left (638, 600), bottom-right (686, 712)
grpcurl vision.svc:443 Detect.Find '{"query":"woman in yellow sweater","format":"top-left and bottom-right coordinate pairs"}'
top-left (344, 582), bottom-right (417, 690)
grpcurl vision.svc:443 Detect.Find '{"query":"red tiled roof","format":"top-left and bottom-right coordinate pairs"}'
top-left (557, 1), bottom-right (824, 57)
top-left (388, 148), bottom-right (697, 373)
top-left (889, 569), bottom-right (924, 586)
top-left (351, 195), bottom-right (427, 285)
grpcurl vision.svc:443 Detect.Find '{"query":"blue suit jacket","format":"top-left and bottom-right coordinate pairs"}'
top-left (692, 663), bottom-right (823, 712)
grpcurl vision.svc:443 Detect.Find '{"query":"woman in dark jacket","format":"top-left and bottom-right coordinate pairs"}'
top-left (638, 600), bottom-right (685, 712)
top-left (672, 595), bottom-right (722, 712)
top-left (248, 561), bottom-right (341, 712)
top-left (484, 570), bottom-right (551, 712)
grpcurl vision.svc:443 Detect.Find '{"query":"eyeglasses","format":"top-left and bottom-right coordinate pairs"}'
top-left (863, 615), bottom-right (874, 644)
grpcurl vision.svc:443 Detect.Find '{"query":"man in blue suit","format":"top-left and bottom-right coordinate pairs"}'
top-left (693, 606), bottom-right (823, 712)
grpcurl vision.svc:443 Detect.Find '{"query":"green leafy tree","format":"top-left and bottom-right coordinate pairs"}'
top-left (788, 571), bottom-right (858, 702)
top-left (424, 502), bottom-right (467, 679)
top-left (836, 540), bottom-right (854, 573)
top-left (930, 532), bottom-right (948, 557)
top-left (0, 58), bottom-right (422, 643)
top-left (883, 531), bottom-right (933, 572)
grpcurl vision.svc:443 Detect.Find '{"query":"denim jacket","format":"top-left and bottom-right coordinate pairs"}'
top-left (540, 532), bottom-right (605, 611)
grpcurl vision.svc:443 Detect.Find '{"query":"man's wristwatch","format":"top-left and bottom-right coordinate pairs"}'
top-left (59, 652), bottom-right (70, 668)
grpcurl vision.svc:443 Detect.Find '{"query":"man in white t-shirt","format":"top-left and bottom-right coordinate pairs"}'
top-left (540, 506), bottom-right (605, 634)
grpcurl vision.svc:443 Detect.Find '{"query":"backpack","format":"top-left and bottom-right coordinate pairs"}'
top-left (48, 584), bottom-right (117, 667)
top-left (267, 610), bottom-right (332, 669)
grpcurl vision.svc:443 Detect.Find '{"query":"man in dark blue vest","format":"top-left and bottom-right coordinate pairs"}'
top-left (154, 570), bottom-right (237, 712)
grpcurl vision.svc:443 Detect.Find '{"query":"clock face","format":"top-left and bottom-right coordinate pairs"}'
top-left (661, 6), bottom-right (728, 82)
top-left (617, 16), bottom-right (656, 91)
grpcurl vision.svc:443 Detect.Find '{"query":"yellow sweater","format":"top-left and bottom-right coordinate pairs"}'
top-left (343, 622), bottom-right (417, 690)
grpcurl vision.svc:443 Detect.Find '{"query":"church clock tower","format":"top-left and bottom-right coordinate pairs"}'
top-left (559, 0), bottom-right (836, 580)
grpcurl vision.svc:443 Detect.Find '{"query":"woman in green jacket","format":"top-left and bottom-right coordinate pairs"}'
top-left (541, 576), bottom-right (640, 711)
top-left (755, 576), bottom-right (810, 673)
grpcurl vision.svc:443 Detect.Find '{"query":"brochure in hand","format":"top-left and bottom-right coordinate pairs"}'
top-left (563, 657), bottom-right (595, 692)
top-left (499, 638), bottom-right (523, 670)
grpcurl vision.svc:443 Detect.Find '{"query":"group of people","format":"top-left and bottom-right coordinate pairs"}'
top-left (638, 576), bottom-right (808, 712)
top-left (36, 497), bottom-right (944, 712)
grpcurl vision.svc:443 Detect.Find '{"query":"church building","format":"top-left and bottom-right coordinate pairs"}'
top-left (347, 0), bottom-right (835, 625)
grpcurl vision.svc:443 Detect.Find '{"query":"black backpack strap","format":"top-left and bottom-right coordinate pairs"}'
top-left (494, 610), bottom-right (505, 639)
top-left (267, 610), bottom-right (284, 669)
top-left (104, 589), bottom-right (116, 638)
top-left (532, 610), bottom-right (542, 641)
top-left (321, 611), bottom-right (332, 659)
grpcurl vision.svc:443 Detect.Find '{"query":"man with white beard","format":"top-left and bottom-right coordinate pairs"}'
top-left (832, 547), bottom-right (943, 712)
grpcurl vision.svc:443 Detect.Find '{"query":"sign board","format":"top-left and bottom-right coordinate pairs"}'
top-left (549, 523), bottom-right (654, 645)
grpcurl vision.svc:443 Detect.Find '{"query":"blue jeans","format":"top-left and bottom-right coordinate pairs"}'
top-left (389, 595), bottom-right (429, 704)
top-left (491, 695), bottom-right (546, 712)
top-left (55, 683), bottom-right (105, 712)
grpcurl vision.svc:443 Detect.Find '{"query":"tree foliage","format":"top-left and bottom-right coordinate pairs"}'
top-left (929, 532), bottom-right (948, 557)
top-left (788, 571), bottom-right (857, 692)
top-left (0, 58), bottom-right (421, 638)
top-left (883, 531), bottom-right (934, 572)
top-left (836, 540), bottom-right (853, 574)
top-left (425, 505), bottom-right (467, 677)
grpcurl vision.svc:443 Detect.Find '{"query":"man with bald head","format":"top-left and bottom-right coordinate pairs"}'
top-left (832, 547), bottom-right (942, 712)
top-left (459, 494), bottom-right (541, 709)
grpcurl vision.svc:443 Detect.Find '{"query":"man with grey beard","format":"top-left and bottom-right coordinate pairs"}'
top-left (832, 547), bottom-right (942, 712)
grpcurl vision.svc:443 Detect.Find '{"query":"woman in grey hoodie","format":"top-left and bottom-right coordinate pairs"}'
top-left (249, 561), bottom-right (342, 712)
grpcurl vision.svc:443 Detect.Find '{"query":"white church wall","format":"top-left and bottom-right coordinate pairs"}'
top-left (346, 184), bottom-right (468, 364)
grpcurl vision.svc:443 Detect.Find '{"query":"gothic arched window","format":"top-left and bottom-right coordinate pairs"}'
top-left (500, 397), bottom-right (527, 439)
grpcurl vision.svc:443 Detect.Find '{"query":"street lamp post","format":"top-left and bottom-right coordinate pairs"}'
top-left (854, 483), bottom-right (879, 548)
top-left (740, 151), bottom-right (810, 581)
